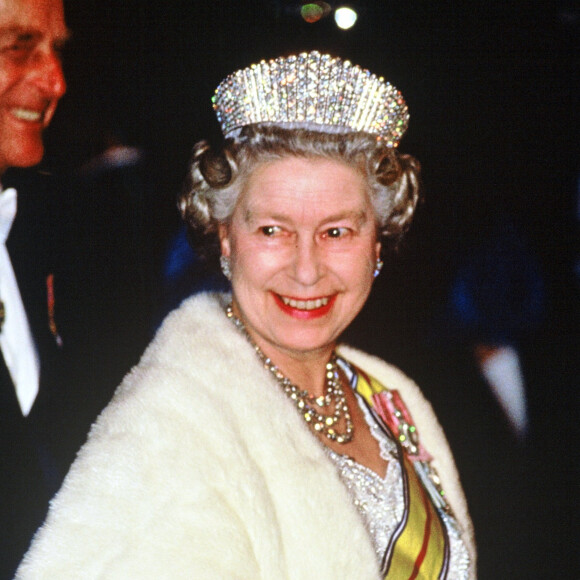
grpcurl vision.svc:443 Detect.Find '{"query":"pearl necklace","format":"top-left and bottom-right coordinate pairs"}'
top-left (226, 304), bottom-right (354, 444)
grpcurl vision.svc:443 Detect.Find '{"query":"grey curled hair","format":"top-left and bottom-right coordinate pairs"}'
top-left (179, 125), bottom-right (421, 259)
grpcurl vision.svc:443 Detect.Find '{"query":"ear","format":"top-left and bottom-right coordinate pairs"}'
top-left (218, 223), bottom-right (231, 257)
top-left (374, 240), bottom-right (382, 262)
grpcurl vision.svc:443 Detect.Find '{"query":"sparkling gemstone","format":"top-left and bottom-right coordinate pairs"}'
top-left (213, 51), bottom-right (409, 144)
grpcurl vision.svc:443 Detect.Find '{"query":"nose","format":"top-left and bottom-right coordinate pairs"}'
top-left (31, 49), bottom-right (67, 99)
top-left (291, 236), bottom-right (323, 287)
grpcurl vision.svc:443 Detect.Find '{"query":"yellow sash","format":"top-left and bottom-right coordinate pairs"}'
top-left (353, 368), bottom-right (449, 579)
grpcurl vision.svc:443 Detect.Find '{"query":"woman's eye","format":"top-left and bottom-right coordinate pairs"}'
top-left (261, 225), bottom-right (281, 236)
top-left (325, 227), bottom-right (349, 239)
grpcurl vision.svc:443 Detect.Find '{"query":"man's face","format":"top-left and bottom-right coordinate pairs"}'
top-left (0, 0), bottom-right (67, 174)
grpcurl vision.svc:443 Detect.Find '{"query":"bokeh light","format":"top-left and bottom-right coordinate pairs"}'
top-left (334, 6), bottom-right (358, 29)
top-left (300, 2), bottom-right (331, 24)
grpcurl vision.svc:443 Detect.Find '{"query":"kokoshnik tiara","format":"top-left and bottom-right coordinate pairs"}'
top-left (212, 51), bottom-right (409, 147)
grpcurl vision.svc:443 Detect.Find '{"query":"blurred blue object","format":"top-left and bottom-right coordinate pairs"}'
top-left (444, 219), bottom-right (545, 346)
top-left (158, 224), bottom-right (230, 324)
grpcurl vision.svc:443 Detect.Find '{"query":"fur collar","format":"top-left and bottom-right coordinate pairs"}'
top-left (18, 292), bottom-right (474, 578)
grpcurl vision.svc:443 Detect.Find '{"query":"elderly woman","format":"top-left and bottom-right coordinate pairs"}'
top-left (18, 52), bottom-right (475, 579)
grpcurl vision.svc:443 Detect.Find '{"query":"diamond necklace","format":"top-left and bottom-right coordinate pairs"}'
top-left (226, 304), bottom-right (354, 444)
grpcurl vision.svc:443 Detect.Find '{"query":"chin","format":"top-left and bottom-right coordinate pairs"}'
top-left (11, 147), bottom-right (45, 168)
top-left (4, 131), bottom-right (45, 168)
top-left (279, 331), bottom-right (337, 354)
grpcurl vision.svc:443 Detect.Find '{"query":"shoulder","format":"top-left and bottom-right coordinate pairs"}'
top-left (17, 294), bottom-right (263, 577)
top-left (90, 292), bottom-right (237, 427)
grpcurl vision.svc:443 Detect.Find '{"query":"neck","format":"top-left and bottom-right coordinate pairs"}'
top-left (262, 346), bottom-right (334, 398)
top-left (226, 303), bottom-right (335, 397)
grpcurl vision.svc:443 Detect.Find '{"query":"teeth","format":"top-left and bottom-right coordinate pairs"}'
top-left (281, 296), bottom-right (329, 310)
top-left (13, 108), bottom-right (42, 122)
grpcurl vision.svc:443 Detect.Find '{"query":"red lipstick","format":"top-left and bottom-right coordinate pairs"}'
top-left (273, 293), bottom-right (336, 319)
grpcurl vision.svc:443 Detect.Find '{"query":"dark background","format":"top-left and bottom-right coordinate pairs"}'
top-left (50, 0), bottom-right (577, 244)
top-left (49, 0), bottom-right (577, 328)
top-left (44, 0), bottom-right (577, 577)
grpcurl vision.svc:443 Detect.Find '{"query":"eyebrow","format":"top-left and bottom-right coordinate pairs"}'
top-left (244, 207), bottom-right (369, 226)
top-left (0, 25), bottom-right (72, 47)
top-left (320, 210), bottom-right (369, 226)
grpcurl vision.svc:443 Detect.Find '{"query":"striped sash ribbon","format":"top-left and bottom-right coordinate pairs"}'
top-left (352, 367), bottom-right (449, 579)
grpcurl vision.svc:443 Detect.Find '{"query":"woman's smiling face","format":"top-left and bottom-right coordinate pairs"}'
top-left (219, 155), bottom-right (380, 363)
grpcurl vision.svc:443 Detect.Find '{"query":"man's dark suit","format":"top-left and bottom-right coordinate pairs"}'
top-left (0, 168), bottom-right (153, 578)
top-left (0, 171), bottom-right (64, 579)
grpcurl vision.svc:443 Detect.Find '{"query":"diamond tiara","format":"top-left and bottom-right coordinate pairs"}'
top-left (212, 51), bottom-right (409, 147)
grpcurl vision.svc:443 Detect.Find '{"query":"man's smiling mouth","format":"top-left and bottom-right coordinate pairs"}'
top-left (12, 108), bottom-right (44, 122)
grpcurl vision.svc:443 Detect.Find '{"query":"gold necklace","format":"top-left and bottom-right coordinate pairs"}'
top-left (226, 304), bottom-right (354, 444)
